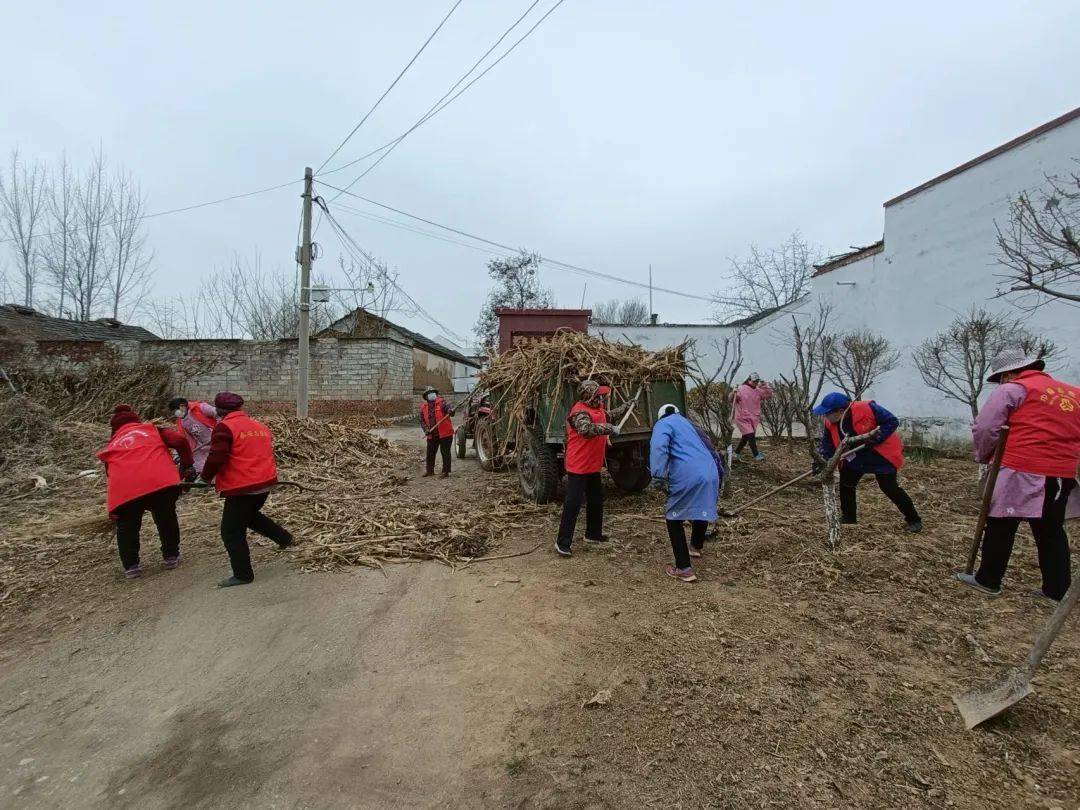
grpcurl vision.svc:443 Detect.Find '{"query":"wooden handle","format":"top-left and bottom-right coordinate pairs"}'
top-left (1027, 577), bottom-right (1080, 673)
top-left (965, 426), bottom-right (1010, 575)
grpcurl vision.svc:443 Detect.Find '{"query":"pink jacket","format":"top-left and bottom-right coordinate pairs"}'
top-left (733, 383), bottom-right (772, 436)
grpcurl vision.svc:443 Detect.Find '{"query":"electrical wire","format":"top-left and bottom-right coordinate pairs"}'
top-left (315, 0), bottom-right (464, 174)
top-left (320, 0), bottom-right (544, 179)
top-left (316, 180), bottom-right (718, 304)
top-left (325, 0), bottom-right (565, 197)
top-left (0, 178), bottom-right (302, 245)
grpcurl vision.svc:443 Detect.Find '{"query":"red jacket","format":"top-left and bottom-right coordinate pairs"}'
top-left (421, 396), bottom-right (455, 440)
top-left (564, 402), bottom-right (608, 474)
top-left (201, 411), bottom-right (279, 496)
top-left (97, 422), bottom-right (192, 516)
top-left (1001, 370), bottom-right (1080, 477)
top-left (825, 400), bottom-right (905, 471)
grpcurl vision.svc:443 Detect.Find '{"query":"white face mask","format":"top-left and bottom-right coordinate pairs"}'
top-left (174, 408), bottom-right (186, 418)
top-left (426, 393), bottom-right (437, 402)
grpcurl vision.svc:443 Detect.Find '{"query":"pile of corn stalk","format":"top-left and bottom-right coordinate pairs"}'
top-left (477, 331), bottom-right (688, 443)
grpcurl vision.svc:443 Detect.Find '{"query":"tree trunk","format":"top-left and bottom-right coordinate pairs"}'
top-left (822, 481), bottom-right (841, 550)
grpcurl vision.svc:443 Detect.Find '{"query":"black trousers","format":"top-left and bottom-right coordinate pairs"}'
top-left (220, 492), bottom-right (292, 582)
top-left (976, 478), bottom-right (1075, 599)
top-left (425, 437), bottom-right (452, 474)
top-left (114, 488), bottom-right (181, 570)
top-left (735, 433), bottom-right (759, 456)
top-left (667, 520), bottom-right (708, 570)
top-left (838, 469), bottom-right (920, 524)
top-left (557, 472), bottom-right (604, 547)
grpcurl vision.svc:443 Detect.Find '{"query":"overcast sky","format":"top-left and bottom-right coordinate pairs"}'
top-left (4, 0), bottom-right (1079, 345)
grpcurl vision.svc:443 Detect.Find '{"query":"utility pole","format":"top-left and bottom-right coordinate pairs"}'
top-left (297, 167), bottom-right (313, 418)
top-left (648, 264), bottom-right (654, 322)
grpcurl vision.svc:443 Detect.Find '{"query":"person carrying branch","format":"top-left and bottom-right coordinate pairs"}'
top-left (732, 373), bottom-right (773, 461)
top-left (167, 396), bottom-right (219, 476)
top-left (649, 404), bottom-right (723, 582)
top-left (200, 392), bottom-right (293, 588)
top-left (814, 391), bottom-right (923, 532)
top-left (97, 404), bottom-right (195, 579)
top-left (955, 349), bottom-right (1080, 600)
top-left (554, 379), bottom-right (633, 557)
top-left (420, 386), bottom-right (455, 478)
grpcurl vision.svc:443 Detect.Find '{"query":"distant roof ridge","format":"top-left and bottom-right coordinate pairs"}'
top-left (322, 306), bottom-right (480, 368)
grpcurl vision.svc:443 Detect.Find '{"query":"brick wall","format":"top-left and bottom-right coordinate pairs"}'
top-left (13, 336), bottom-right (416, 415)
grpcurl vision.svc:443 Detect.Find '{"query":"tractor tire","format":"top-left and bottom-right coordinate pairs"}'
top-left (475, 417), bottom-right (504, 472)
top-left (455, 426), bottom-right (468, 459)
top-left (608, 448), bottom-right (652, 493)
top-left (517, 429), bottom-right (560, 504)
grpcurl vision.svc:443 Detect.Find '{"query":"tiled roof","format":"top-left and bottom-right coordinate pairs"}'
top-left (319, 308), bottom-right (480, 368)
top-left (0, 304), bottom-right (159, 342)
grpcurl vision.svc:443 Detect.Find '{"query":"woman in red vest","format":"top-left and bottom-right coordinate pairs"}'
top-left (956, 350), bottom-right (1080, 600)
top-left (813, 391), bottom-right (923, 532)
top-left (97, 404), bottom-right (195, 579)
top-left (420, 386), bottom-right (455, 478)
top-left (555, 380), bottom-right (633, 556)
top-left (200, 392), bottom-right (293, 587)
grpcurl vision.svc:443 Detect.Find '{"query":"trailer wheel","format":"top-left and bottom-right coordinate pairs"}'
top-left (517, 429), bottom-right (560, 503)
top-left (455, 426), bottom-right (468, 459)
top-left (608, 448), bottom-right (652, 493)
top-left (475, 417), bottom-right (504, 472)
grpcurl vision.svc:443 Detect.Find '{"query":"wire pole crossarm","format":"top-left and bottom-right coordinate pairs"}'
top-left (297, 167), bottom-right (314, 418)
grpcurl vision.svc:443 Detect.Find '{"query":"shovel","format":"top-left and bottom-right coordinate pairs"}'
top-left (963, 426), bottom-right (1009, 575)
top-left (953, 577), bottom-right (1079, 729)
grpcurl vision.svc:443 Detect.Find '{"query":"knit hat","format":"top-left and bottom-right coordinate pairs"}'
top-left (109, 404), bottom-right (140, 432)
top-left (812, 391), bottom-right (851, 416)
top-left (578, 379), bottom-right (600, 400)
top-left (213, 392), bottom-right (244, 412)
top-left (748, 372), bottom-right (761, 382)
top-left (986, 349), bottom-right (1045, 384)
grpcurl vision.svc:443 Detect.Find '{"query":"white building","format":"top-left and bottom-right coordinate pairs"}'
top-left (593, 106), bottom-right (1080, 446)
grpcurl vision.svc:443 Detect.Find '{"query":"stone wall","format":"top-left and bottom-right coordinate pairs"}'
top-left (16, 336), bottom-right (415, 416)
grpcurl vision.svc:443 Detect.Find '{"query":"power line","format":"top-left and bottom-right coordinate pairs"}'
top-left (315, 0), bottom-right (464, 174)
top-left (316, 180), bottom-right (719, 304)
top-left (320, 0), bottom-right (545, 180)
top-left (320, 206), bottom-right (468, 342)
top-left (0, 177), bottom-right (302, 245)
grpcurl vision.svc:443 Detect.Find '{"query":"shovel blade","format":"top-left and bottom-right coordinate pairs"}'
top-left (952, 666), bottom-right (1033, 730)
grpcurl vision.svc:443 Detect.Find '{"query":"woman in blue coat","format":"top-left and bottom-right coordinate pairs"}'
top-left (649, 405), bottom-right (723, 582)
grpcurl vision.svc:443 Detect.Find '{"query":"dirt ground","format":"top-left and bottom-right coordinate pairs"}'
top-left (2, 426), bottom-right (1079, 808)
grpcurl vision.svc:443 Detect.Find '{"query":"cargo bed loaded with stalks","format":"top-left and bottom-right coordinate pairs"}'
top-left (474, 331), bottom-right (688, 503)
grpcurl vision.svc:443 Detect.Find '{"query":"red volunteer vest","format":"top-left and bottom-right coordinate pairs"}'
top-left (825, 400), bottom-right (905, 470)
top-left (96, 421), bottom-right (181, 516)
top-left (565, 402), bottom-right (608, 475)
top-left (1000, 370), bottom-right (1080, 478)
top-left (176, 400), bottom-right (217, 449)
top-left (213, 412), bottom-right (278, 495)
top-left (422, 397), bottom-right (455, 440)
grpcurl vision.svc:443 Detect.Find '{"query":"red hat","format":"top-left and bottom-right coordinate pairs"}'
top-left (214, 392), bottom-right (244, 412)
top-left (109, 404), bottom-right (140, 433)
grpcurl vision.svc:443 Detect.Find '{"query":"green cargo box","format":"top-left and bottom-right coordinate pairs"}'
top-left (474, 376), bottom-right (687, 503)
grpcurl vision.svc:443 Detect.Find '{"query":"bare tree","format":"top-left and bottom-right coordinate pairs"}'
top-left (760, 379), bottom-right (802, 439)
top-left (66, 150), bottom-right (113, 320)
top-left (0, 148), bottom-right (48, 307)
top-left (591, 297), bottom-right (649, 325)
top-left (106, 169), bottom-right (153, 319)
top-left (776, 302), bottom-right (836, 445)
top-left (39, 154), bottom-right (77, 317)
top-left (997, 168), bottom-right (1080, 308)
top-left (827, 329), bottom-right (900, 399)
top-left (474, 250), bottom-right (553, 352)
top-left (685, 331), bottom-right (745, 447)
top-left (713, 232), bottom-right (819, 321)
top-left (913, 307), bottom-right (1059, 420)
top-left (332, 254), bottom-right (402, 324)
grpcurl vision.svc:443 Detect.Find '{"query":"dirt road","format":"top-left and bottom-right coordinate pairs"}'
top-left (0, 426), bottom-right (589, 808)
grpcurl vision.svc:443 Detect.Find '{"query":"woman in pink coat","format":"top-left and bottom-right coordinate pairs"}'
top-left (732, 373), bottom-right (773, 461)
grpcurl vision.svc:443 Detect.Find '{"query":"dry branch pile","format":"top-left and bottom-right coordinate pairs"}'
top-left (477, 331), bottom-right (687, 435)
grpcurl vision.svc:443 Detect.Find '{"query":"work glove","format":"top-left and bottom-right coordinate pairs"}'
top-left (181, 466), bottom-right (197, 483)
top-left (609, 425), bottom-right (621, 437)
top-left (193, 477), bottom-right (210, 488)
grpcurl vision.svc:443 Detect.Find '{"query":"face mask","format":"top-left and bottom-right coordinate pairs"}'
top-left (174, 408), bottom-right (187, 418)
top-left (426, 393), bottom-right (437, 402)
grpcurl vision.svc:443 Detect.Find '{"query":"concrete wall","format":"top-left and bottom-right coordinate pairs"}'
top-left (593, 113), bottom-right (1080, 447)
top-left (23, 336), bottom-right (415, 416)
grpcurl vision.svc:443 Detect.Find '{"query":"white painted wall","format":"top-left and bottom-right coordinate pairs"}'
top-left (594, 113), bottom-right (1080, 447)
